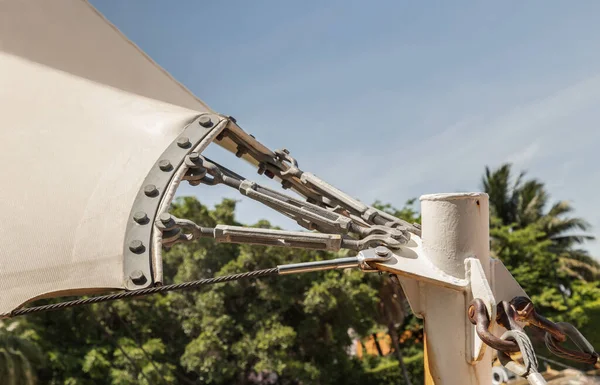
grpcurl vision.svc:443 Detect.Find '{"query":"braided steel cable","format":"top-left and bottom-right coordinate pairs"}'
top-left (499, 329), bottom-right (548, 385)
top-left (9, 267), bottom-right (279, 317)
top-left (498, 330), bottom-right (539, 378)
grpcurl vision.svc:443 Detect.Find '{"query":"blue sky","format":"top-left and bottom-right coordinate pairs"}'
top-left (91, 1), bottom-right (600, 258)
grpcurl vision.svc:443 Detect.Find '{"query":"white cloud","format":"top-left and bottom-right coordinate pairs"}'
top-left (506, 142), bottom-right (540, 167)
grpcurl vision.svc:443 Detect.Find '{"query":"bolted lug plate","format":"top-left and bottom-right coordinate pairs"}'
top-left (122, 113), bottom-right (226, 289)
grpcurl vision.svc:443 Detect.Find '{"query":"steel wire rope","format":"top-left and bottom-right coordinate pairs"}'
top-left (9, 267), bottom-right (279, 317)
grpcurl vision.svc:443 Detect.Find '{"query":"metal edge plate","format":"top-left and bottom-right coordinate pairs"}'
top-left (122, 113), bottom-right (225, 289)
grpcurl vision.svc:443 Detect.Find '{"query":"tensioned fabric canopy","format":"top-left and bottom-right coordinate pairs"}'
top-left (0, 0), bottom-right (213, 315)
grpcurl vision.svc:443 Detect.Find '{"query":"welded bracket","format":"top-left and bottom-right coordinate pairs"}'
top-left (367, 233), bottom-right (469, 290)
top-left (364, 241), bottom-right (527, 364)
top-left (465, 258), bottom-right (497, 362)
top-left (122, 113), bottom-right (228, 289)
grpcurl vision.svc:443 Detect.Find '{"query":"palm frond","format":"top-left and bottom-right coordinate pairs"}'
top-left (559, 256), bottom-right (600, 281)
top-left (14, 351), bottom-right (35, 385)
top-left (566, 249), bottom-right (600, 266)
top-left (483, 163), bottom-right (524, 225)
top-left (517, 180), bottom-right (547, 227)
top-left (547, 201), bottom-right (574, 217)
top-left (0, 348), bottom-right (17, 385)
top-left (544, 217), bottom-right (593, 238)
top-left (482, 163), bottom-right (598, 279)
top-left (0, 326), bottom-right (42, 385)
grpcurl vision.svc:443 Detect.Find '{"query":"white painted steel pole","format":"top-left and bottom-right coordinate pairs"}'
top-left (419, 193), bottom-right (491, 385)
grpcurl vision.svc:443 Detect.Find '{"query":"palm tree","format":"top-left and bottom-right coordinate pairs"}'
top-left (482, 163), bottom-right (599, 280)
top-left (0, 321), bottom-right (44, 385)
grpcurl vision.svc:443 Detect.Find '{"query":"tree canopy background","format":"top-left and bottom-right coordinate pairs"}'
top-left (1, 163), bottom-right (598, 385)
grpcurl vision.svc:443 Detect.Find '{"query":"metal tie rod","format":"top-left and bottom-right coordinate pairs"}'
top-left (278, 253), bottom-right (390, 274)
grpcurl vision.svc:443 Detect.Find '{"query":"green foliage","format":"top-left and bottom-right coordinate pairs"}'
top-left (483, 163), bottom-right (599, 281)
top-left (14, 164), bottom-right (600, 383)
top-left (0, 321), bottom-right (44, 385)
top-left (174, 239), bottom-right (381, 383)
top-left (485, 163), bottom-right (600, 358)
top-left (21, 197), bottom-right (419, 385)
top-left (360, 353), bottom-right (424, 385)
top-left (490, 223), bottom-right (559, 297)
top-left (373, 199), bottom-right (421, 224)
